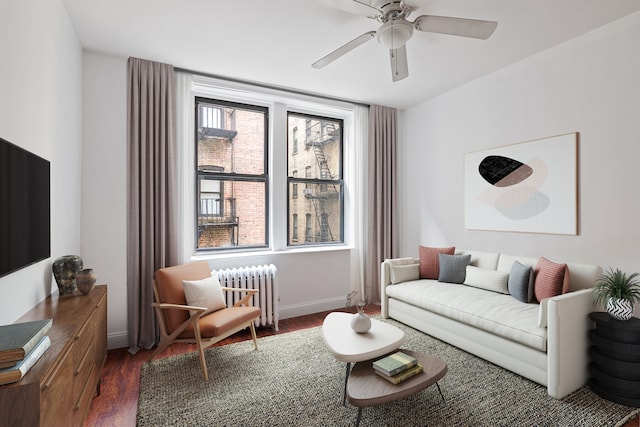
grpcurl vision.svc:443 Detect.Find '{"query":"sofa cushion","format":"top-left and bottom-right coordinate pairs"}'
top-left (419, 246), bottom-right (455, 279)
top-left (390, 263), bottom-right (420, 284)
top-left (464, 266), bottom-right (509, 294)
top-left (183, 275), bottom-right (227, 315)
top-left (438, 254), bottom-right (471, 284)
top-left (385, 280), bottom-right (546, 351)
top-left (509, 261), bottom-right (535, 303)
top-left (534, 257), bottom-right (570, 302)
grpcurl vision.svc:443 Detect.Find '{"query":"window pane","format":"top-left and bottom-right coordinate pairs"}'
top-left (287, 114), bottom-right (341, 179)
top-left (195, 97), bottom-right (268, 253)
top-left (197, 99), bottom-right (265, 175)
top-left (197, 179), bottom-right (266, 249)
top-left (288, 182), bottom-right (343, 246)
top-left (287, 112), bottom-right (343, 247)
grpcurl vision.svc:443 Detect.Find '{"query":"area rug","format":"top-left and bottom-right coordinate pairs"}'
top-left (137, 319), bottom-right (639, 426)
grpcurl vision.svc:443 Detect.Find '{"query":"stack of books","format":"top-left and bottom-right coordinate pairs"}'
top-left (373, 350), bottom-right (423, 384)
top-left (0, 319), bottom-right (52, 386)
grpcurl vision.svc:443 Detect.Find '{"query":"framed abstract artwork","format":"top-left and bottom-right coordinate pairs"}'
top-left (464, 133), bottom-right (578, 235)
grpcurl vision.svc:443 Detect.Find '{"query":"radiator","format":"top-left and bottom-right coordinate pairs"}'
top-left (216, 264), bottom-right (279, 331)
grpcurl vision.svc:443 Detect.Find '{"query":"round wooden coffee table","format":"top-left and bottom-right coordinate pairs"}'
top-left (347, 349), bottom-right (448, 426)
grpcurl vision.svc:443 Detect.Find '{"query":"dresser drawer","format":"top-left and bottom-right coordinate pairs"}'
top-left (73, 363), bottom-right (96, 427)
top-left (73, 311), bottom-right (95, 370)
top-left (74, 335), bottom-right (95, 403)
top-left (41, 351), bottom-right (74, 427)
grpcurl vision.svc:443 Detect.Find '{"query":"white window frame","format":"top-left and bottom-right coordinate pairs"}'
top-left (180, 74), bottom-right (357, 259)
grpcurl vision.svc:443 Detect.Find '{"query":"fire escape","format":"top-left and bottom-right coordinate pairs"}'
top-left (197, 125), bottom-right (240, 246)
top-left (304, 121), bottom-right (340, 242)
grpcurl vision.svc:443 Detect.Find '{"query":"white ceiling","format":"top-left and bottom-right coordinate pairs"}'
top-left (62, 0), bottom-right (640, 110)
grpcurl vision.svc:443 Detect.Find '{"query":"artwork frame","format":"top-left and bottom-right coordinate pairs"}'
top-left (464, 133), bottom-right (578, 235)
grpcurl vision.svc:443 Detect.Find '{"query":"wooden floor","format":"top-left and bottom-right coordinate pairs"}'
top-left (84, 305), bottom-right (639, 427)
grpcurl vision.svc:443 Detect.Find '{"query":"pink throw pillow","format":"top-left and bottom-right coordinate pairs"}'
top-left (534, 256), bottom-right (570, 302)
top-left (419, 246), bottom-right (455, 279)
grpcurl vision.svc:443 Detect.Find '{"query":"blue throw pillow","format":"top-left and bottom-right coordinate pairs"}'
top-left (508, 261), bottom-right (534, 303)
top-left (438, 254), bottom-right (471, 284)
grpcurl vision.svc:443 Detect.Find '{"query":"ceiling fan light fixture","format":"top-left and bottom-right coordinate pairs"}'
top-left (377, 19), bottom-right (413, 50)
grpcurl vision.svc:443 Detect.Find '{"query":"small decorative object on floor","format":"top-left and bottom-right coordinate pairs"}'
top-left (592, 267), bottom-right (640, 321)
top-left (52, 255), bottom-right (83, 295)
top-left (76, 268), bottom-right (97, 295)
top-left (351, 301), bottom-right (371, 333)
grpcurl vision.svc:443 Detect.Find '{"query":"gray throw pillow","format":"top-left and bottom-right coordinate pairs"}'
top-left (438, 254), bottom-right (471, 284)
top-left (508, 261), bottom-right (534, 303)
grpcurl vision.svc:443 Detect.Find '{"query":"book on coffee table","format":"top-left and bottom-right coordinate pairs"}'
top-left (373, 351), bottom-right (418, 376)
top-left (375, 363), bottom-right (424, 384)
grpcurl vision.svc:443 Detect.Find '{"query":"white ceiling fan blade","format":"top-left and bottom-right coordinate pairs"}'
top-left (389, 44), bottom-right (408, 82)
top-left (312, 31), bottom-right (376, 69)
top-left (414, 15), bottom-right (497, 40)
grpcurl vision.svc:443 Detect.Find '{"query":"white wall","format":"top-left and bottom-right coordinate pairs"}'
top-left (81, 53), bottom-right (128, 347)
top-left (81, 54), bottom-right (356, 348)
top-left (0, 0), bottom-right (83, 324)
top-left (401, 11), bottom-right (640, 316)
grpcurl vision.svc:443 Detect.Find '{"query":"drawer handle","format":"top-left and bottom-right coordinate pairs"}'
top-left (42, 358), bottom-right (66, 391)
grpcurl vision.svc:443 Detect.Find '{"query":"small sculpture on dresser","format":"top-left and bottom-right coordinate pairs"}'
top-left (76, 268), bottom-right (97, 295)
top-left (52, 255), bottom-right (83, 295)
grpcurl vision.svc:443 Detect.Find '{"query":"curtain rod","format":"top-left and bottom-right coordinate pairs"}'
top-left (174, 67), bottom-right (370, 108)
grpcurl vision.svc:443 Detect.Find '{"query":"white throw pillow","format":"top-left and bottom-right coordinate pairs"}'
top-left (390, 264), bottom-right (420, 284)
top-left (183, 275), bottom-right (226, 315)
top-left (463, 266), bottom-right (509, 294)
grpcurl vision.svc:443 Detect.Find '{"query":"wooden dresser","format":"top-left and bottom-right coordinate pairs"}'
top-left (0, 285), bottom-right (107, 427)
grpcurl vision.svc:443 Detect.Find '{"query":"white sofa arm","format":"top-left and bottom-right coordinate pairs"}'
top-left (380, 260), bottom-right (393, 318)
top-left (546, 288), bottom-right (594, 398)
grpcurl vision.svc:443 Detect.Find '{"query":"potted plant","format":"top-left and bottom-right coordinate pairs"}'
top-left (593, 267), bottom-right (640, 321)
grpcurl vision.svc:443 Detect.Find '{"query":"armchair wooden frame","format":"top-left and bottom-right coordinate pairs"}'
top-left (150, 280), bottom-right (260, 381)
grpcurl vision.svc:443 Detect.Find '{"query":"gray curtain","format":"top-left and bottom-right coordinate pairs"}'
top-left (365, 105), bottom-right (398, 303)
top-left (127, 57), bottom-right (179, 353)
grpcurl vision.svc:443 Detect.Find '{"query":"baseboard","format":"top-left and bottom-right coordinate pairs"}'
top-left (107, 331), bottom-right (128, 350)
top-left (279, 297), bottom-right (347, 320)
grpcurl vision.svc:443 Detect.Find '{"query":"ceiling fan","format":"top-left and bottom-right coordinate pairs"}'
top-left (312, 0), bottom-right (498, 82)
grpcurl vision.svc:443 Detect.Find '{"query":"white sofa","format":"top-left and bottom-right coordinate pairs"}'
top-left (380, 249), bottom-right (602, 399)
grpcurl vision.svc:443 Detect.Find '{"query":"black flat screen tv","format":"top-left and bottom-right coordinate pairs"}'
top-left (0, 137), bottom-right (51, 278)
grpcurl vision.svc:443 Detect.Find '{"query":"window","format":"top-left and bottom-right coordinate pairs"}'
top-left (305, 213), bottom-right (312, 243)
top-left (287, 112), bottom-right (343, 246)
top-left (200, 169), bottom-right (223, 216)
top-left (199, 104), bottom-right (222, 128)
top-left (291, 170), bottom-right (298, 198)
top-left (195, 97), bottom-right (268, 251)
top-left (292, 127), bottom-right (298, 155)
top-left (292, 214), bottom-right (298, 242)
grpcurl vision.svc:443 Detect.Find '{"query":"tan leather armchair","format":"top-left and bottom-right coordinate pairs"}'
top-left (149, 261), bottom-right (261, 380)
